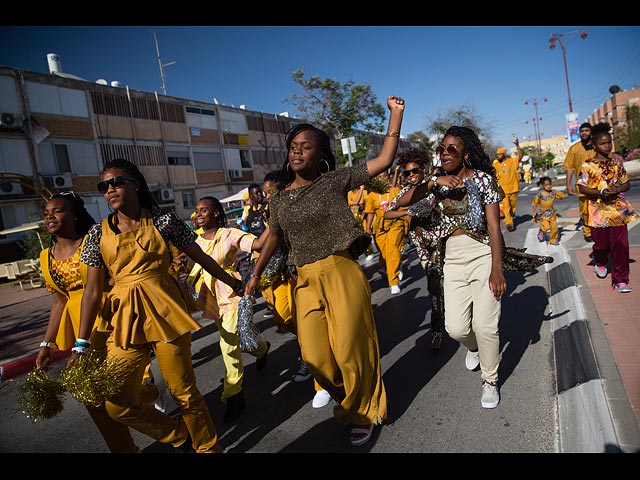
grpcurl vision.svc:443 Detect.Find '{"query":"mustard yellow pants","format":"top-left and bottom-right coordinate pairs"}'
top-left (104, 332), bottom-right (223, 453)
top-left (443, 235), bottom-right (501, 384)
top-left (374, 222), bottom-right (405, 287)
top-left (262, 280), bottom-right (297, 335)
top-left (538, 216), bottom-right (560, 244)
top-left (501, 192), bottom-right (518, 227)
top-left (295, 252), bottom-right (387, 426)
top-left (215, 308), bottom-right (269, 401)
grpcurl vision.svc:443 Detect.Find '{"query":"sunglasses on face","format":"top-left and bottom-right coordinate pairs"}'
top-left (97, 175), bottom-right (137, 194)
top-left (435, 144), bottom-right (460, 157)
top-left (401, 167), bottom-right (422, 177)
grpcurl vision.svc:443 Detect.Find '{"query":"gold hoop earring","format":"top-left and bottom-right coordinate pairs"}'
top-left (319, 159), bottom-right (330, 175)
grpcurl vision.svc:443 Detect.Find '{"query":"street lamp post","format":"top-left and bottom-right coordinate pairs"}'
top-left (549, 30), bottom-right (588, 113)
top-left (525, 97), bottom-right (547, 160)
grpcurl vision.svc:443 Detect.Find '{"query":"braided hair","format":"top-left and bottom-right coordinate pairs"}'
top-left (200, 196), bottom-right (227, 228)
top-left (47, 192), bottom-right (96, 243)
top-left (444, 126), bottom-right (496, 178)
top-left (102, 158), bottom-right (156, 210)
top-left (282, 123), bottom-right (336, 184)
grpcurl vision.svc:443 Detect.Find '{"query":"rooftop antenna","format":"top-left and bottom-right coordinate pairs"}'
top-left (153, 30), bottom-right (175, 96)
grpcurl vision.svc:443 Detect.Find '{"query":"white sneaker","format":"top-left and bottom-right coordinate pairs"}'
top-left (390, 285), bottom-right (401, 295)
top-left (595, 265), bottom-right (608, 279)
top-left (398, 270), bottom-right (403, 281)
top-left (465, 349), bottom-right (480, 371)
top-left (481, 380), bottom-right (500, 408)
top-left (312, 389), bottom-right (332, 408)
top-left (365, 254), bottom-right (375, 262)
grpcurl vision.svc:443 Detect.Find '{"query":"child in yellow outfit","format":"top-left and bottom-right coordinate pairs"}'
top-left (532, 176), bottom-right (568, 245)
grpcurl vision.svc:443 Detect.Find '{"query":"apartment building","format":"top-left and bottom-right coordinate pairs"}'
top-left (0, 65), bottom-right (413, 263)
top-left (586, 86), bottom-right (640, 149)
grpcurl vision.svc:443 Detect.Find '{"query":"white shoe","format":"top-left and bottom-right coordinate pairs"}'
top-left (481, 380), bottom-right (500, 408)
top-left (312, 389), bottom-right (332, 408)
top-left (365, 254), bottom-right (375, 262)
top-left (390, 285), bottom-right (401, 295)
top-left (465, 349), bottom-right (480, 371)
top-left (398, 271), bottom-right (403, 281)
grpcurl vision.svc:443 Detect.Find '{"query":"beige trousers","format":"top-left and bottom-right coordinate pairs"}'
top-left (443, 234), bottom-right (501, 384)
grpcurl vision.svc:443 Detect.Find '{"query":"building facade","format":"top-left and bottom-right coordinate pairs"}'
top-left (586, 86), bottom-right (640, 150)
top-left (0, 65), bottom-right (413, 263)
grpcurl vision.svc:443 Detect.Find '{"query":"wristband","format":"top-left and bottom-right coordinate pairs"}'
top-left (248, 273), bottom-right (259, 279)
top-left (39, 341), bottom-right (57, 349)
top-left (75, 338), bottom-right (91, 346)
top-left (71, 345), bottom-right (87, 355)
top-left (385, 132), bottom-right (400, 138)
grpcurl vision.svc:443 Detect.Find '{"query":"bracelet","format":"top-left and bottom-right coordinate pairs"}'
top-left (71, 346), bottom-right (87, 355)
top-left (600, 188), bottom-right (606, 199)
top-left (248, 273), bottom-right (259, 279)
top-left (75, 338), bottom-right (91, 346)
top-left (386, 132), bottom-right (400, 138)
top-left (39, 341), bottom-right (57, 349)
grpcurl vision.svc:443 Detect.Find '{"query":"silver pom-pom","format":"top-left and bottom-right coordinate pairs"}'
top-left (237, 296), bottom-right (263, 353)
top-left (408, 195), bottom-right (436, 218)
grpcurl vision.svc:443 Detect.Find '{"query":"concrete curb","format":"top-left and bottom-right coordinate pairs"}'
top-left (524, 227), bottom-right (619, 452)
top-left (0, 349), bottom-right (70, 383)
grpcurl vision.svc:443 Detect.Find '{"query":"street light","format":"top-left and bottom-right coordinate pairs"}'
top-left (524, 97), bottom-right (547, 160)
top-left (549, 30), bottom-right (588, 113)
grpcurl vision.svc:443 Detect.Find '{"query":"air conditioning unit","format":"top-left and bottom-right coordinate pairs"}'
top-left (46, 174), bottom-right (73, 189)
top-left (0, 182), bottom-right (21, 195)
top-left (228, 169), bottom-right (242, 179)
top-left (160, 188), bottom-right (175, 202)
top-left (0, 112), bottom-right (21, 127)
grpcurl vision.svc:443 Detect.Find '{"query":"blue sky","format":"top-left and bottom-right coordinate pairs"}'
top-left (1, 25), bottom-right (639, 150)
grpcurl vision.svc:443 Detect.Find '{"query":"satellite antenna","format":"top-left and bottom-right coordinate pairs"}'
top-left (153, 30), bottom-right (176, 96)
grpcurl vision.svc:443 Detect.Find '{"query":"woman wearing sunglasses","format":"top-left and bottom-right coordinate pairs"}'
top-left (72, 158), bottom-right (244, 453)
top-left (396, 126), bottom-right (506, 409)
top-left (384, 148), bottom-right (446, 349)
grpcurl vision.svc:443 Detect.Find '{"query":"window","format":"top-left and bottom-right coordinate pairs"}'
top-left (54, 144), bottom-right (71, 172)
top-left (239, 150), bottom-right (251, 169)
top-left (167, 149), bottom-right (190, 166)
top-left (182, 191), bottom-right (195, 209)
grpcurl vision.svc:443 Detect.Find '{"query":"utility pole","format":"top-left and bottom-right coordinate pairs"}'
top-left (153, 30), bottom-right (175, 96)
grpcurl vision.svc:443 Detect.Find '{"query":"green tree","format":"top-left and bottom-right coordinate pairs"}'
top-left (284, 69), bottom-right (386, 139)
top-left (17, 211), bottom-right (50, 260)
top-left (617, 104), bottom-right (640, 152)
top-left (410, 102), bottom-right (497, 155)
top-left (406, 131), bottom-right (435, 152)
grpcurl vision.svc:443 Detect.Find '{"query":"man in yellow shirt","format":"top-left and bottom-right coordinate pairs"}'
top-left (494, 138), bottom-right (523, 232)
top-left (562, 122), bottom-right (595, 242)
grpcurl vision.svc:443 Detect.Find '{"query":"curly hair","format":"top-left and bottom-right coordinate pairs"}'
top-left (46, 192), bottom-right (96, 243)
top-left (281, 123), bottom-right (336, 184)
top-left (102, 158), bottom-right (156, 211)
top-left (199, 196), bottom-right (227, 228)
top-left (396, 147), bottom-right (430, 170)
top-left (591, 122), bottom-right (612, 144)
top-left (444, 126), bottom-right (496, 178)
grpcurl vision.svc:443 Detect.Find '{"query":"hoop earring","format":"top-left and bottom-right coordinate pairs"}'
top-left (463, 156), bottom-right (472, 168)
top-left (285, 162), bottom-right (291, 172)
top-left (319, 159), bottom-right (330, 175)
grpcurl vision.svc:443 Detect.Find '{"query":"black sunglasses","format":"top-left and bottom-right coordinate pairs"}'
top-left (401, 167), bottom-right (422, 177)
top-left (97, 175), bottom-right (137, 194)
top-left (435, 144), bottom-right (460, 157)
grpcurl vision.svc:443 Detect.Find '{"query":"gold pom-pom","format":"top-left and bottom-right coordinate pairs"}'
top-left (18, 368), bottom-right (66, 422)
top-left (364, 177), bottom-right (390, 194)
top-left (60, 352), bottom-right (131, 407)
